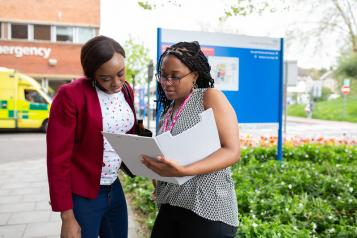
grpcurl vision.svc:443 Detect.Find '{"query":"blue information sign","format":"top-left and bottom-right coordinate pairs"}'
top-left (157, 28), bottom-right (284, 160)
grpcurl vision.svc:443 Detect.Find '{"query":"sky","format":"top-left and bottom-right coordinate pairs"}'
top-left (100, 0), bottom-right (340, 69)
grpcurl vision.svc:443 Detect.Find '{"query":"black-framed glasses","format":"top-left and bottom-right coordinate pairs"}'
top-left (156, 71), bottom-right (193, 85)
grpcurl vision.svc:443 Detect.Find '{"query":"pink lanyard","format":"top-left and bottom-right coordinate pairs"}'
top-left (162, 93), bottom-right (192, 132)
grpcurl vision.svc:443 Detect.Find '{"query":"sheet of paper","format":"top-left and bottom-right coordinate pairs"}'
top-left (103, 133), bottom-right (180, 184)
top-left (156, 108), bottom-right (221, 166)
top-left (103, 108), bottom-right (221, 185)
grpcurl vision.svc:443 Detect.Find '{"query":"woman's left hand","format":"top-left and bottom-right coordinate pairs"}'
top-left (142, 155), bottom-right (188, 177)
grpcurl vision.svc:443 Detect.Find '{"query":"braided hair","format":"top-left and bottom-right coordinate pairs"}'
top-left (157, 41), bottom-right (215, 112)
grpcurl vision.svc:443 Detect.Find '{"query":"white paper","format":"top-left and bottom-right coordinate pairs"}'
top-left (103, 108), bottom-right (221, 185)
top-left (103, 133), bottom-right (179, 184)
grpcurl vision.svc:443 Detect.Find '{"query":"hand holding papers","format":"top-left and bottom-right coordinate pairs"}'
top-left (103, 108), bottom-right (221, 185)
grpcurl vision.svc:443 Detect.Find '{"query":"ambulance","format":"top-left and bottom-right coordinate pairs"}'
top-left (0, 67), bottom-right (52, 131)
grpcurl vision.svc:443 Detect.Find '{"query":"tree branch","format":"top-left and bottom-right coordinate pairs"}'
top-left (331, 0), bottom-right (356, 51)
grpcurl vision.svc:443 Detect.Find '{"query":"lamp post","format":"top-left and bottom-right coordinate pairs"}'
top-left (146, 60), bottom-right (154, 129)
top-left (132, 74), bottom-right (136, 93)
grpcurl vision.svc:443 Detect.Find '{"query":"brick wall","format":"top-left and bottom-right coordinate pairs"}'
top-left (0, 0), bottom-right (100, 26)
top-left (0, 40), bottom-right (83, 78)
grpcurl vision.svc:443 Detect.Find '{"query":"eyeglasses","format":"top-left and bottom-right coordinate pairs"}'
top-left (156, 71), bottom-right (193, 85)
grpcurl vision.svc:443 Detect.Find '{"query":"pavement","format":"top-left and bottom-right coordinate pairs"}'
top-left (0, 159), bottom-right (140, 238)
top-left (239, 116), bottom-right (357, 140)
top-left (287, 116), bottom-right (357, 126)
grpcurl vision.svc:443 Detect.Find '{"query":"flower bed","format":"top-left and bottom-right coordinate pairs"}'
top-left (122, 144), bottom-right (357, 237)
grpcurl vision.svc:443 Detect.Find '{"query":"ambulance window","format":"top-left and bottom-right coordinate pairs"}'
top-left (24, 90), bottom-right (47, 104)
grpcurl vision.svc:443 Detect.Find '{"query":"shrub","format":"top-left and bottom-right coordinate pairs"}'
top-left (122, 144), bottom-right (357, 237)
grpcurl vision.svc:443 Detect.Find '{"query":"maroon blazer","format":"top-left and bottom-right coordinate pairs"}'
top-left (47, 77), bottom-right (137, 212)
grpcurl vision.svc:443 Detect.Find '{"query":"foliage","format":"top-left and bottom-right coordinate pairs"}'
top-left (121, 176), bottom-right (157, 231)
top-left (235, 145), bottom-right (357, 237)
top-left (222, 0), bottom-right (289, 18)
top-left (224, 0), bottom-right (357, 60)
top-left (122, 144), bottom-right (357, 237)
top-left (314, 87), bottom-right (334, 102)
top-left (137, 0), bottom-right (181, 10)
top-left (124, 39), bottom-right (151, 85)
top-left (137, 1), bottom-right (153, 10)
top-left (335, 53), bottom-right (357, 81)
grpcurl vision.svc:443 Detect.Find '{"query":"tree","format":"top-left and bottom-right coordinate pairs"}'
top-left (224, 0), bottom-right (357, 54)
top-left (330, 0), bottom-right (357, 52)
top-left (137, 0), bottom-right (181, 10)
top-left (137, 0), bottom-right (356, 53)
top-left (124, 39), bottom-right (151, 91)
top-left (222, 0), bottom-right (289, 18)
top-left (335, 52), bottom-right (357, 80)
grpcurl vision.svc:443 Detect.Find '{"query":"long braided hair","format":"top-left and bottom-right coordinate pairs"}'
top-left (156, 41), bottom-right (215, 113)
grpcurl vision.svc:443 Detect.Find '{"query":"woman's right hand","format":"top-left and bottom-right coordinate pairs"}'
top-left (60, 210), bottom-right (81, 238)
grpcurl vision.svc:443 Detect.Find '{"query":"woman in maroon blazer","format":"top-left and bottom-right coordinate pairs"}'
top-left (47, 35), bottom-right (137, 238)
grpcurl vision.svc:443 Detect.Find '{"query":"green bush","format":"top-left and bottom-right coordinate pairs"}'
top-left (122, 145), bottom-right (357, 237)
top-left (121, 176), bottom-right (157, 231)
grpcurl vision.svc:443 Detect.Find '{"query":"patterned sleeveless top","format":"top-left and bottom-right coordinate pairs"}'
top-left (156, 88), bottom-right (239, 227)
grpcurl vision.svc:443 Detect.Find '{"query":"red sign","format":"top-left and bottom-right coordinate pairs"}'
top-left (341, 85), bottom-right (350, 95)
top-left (161, 44), bottom-right (215, 56)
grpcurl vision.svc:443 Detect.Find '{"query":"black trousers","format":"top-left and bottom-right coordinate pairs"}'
top-left (151, 204), bottom-right (237, 238)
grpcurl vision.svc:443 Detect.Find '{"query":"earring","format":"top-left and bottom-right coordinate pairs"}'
top-left (193, 81), bottom-right (198, 89)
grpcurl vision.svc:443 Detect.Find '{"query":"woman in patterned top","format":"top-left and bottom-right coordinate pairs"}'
top-left (142, 41), bottom-right (240, 238)
top-left (47, 35), bottom-right (137, 238)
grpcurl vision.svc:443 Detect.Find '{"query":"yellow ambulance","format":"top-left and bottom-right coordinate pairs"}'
top-left (0, 67), bottom-right (52, 131)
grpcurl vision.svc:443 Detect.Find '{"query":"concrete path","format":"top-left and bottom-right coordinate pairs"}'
top-left (0, 159), bottom-right (139, 238)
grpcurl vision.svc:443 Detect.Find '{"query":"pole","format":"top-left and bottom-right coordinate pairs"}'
top-left (147, 60), bottom-right (153, 129)
top-left (277, 38), bottom-right (284, 162)
top-left (156, 28), bottom-right (162, 130)
top-left (132, 75), bottom-right (136, 94)
top-left (343, 94), bottom-right (347, 118)
top-left (283, 62), bottom-right (287, 135)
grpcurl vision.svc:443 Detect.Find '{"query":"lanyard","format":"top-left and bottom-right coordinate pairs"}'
top-left (162, 93), bottom-right (192, 132)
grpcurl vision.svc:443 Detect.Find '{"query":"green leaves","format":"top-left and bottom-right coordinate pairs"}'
top-left (124, 39), bottom-right (151, 85)
top-left (234, 144), bottom-right (357, 237)
top-left (137, 1), bottom-right (153, 10)
top-left (335, 53), bottom-right (357, 81)
top-left (122, 144), bottom-right (357, 237)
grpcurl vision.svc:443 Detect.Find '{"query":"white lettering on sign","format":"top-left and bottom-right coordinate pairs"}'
top-left (0, 45), bottom-right (52, 59)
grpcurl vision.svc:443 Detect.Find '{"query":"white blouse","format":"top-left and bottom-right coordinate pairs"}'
top-left (96, 88), bottom-right (134, 185)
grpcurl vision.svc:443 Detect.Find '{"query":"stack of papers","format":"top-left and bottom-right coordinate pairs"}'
top-left (103, 108), bottom-right (221, 185)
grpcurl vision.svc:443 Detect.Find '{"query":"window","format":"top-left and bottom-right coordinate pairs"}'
top-left (77, 27), bottom-right (95, 43)
top-left (11, 23), bottom-right (28, 39)
top-left (34, 25), bottom-right (51, 41)
top-left (56, 26), bottom-right (73, 42)
top-left (5, 23), bottom-right (96, 43)
top-left (24, 90), bottom-right (47, 104)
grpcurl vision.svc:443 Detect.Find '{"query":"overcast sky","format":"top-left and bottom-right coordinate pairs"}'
top-left (100, 0), bottom-right (339, 69)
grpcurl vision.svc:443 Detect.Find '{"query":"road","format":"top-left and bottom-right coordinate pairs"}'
top-left (1, 117), bottom-right (356, 163)
top-left (0, 132), bottom-right (46, 164)
top-left (239, 116), bottom-right (357, 140)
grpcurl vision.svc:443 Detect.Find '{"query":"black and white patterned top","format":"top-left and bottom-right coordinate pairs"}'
top-left (156, 88), bottom-right (238, 227)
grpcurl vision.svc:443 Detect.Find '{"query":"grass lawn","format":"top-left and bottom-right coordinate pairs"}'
top-left (288, 80), bottom-right (357, 122)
